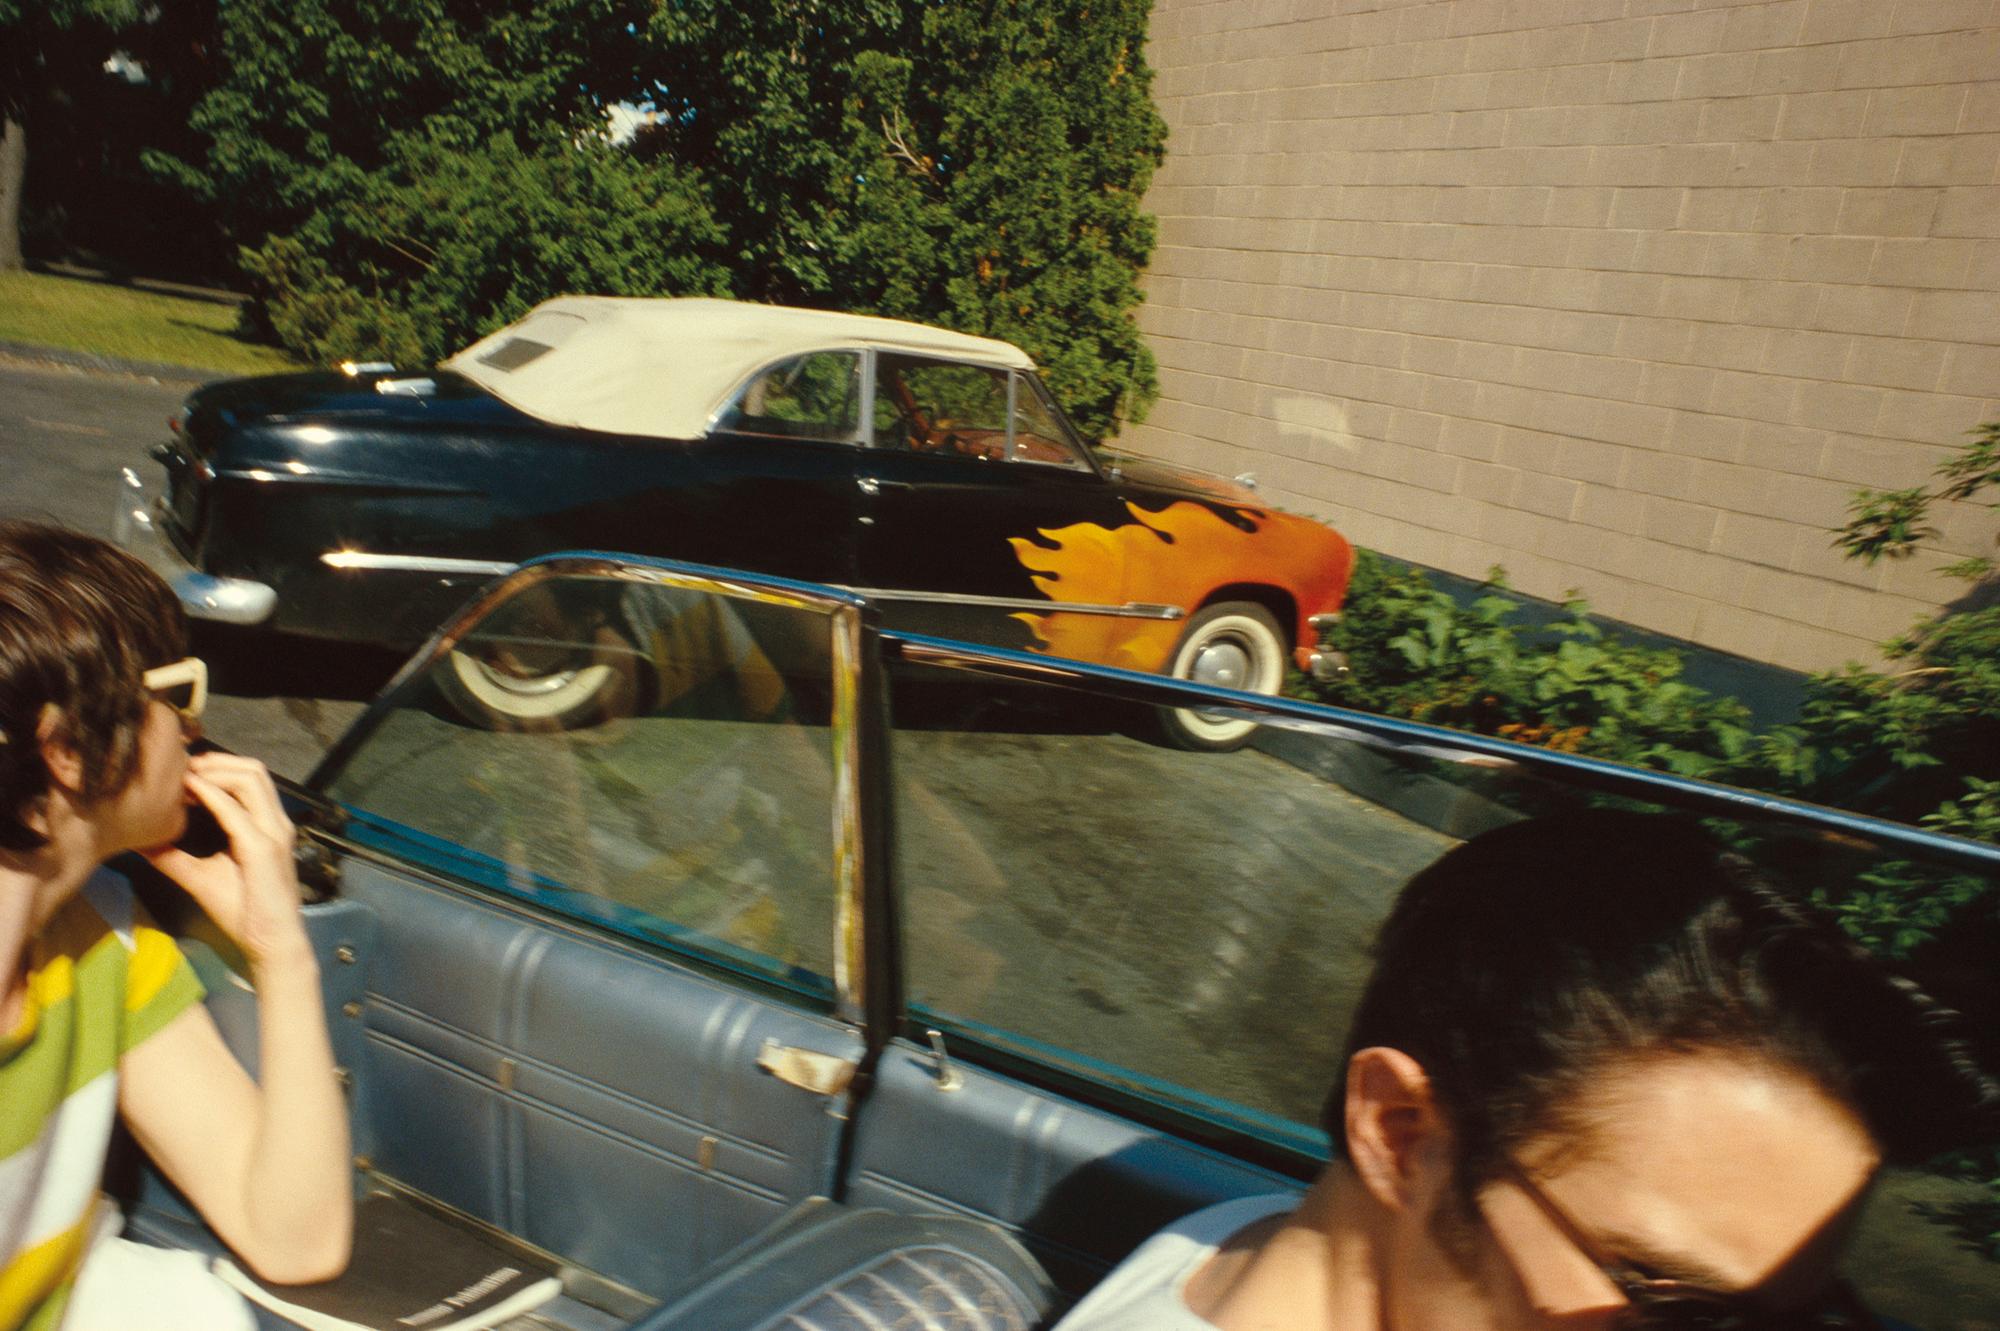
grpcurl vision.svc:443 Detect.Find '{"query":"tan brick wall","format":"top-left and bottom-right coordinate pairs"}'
top-left (1128, 0), bottom-right (2000, 672)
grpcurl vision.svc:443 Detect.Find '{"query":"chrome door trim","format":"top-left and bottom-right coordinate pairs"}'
top-left (320, 551), bottom-right (517, 575)
top-left (844, 587), bottom-right (1185, 620)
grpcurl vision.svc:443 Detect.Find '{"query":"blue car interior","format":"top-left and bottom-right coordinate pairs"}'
top-left (111, 555), bottom-right (2000, 1331)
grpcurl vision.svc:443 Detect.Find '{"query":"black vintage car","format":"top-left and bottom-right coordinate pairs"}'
top-left (116, 297), bottom-right (1354, 747)
top-left (116, 552), bottom-right (1999, 1331)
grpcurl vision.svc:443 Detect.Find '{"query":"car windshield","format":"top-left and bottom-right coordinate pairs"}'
top-left (311, 561), bottom-right (1999, 1331)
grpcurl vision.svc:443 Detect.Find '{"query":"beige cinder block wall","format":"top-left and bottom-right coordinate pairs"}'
top-left (1126, 0), bottom-right (2000, 672)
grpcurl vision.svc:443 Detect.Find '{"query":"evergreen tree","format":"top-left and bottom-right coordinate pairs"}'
top-left (176, 0), bottom-right (1167, 435)
top-left (641, 0), bottom-right (1165, 439)
top-left (0, 0), bottom-right (139, 269)
top-left (167, 0), bottom-right (727, 362)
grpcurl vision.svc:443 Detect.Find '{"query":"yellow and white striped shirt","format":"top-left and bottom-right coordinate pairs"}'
top-left (0, 873), bottom-right (203, 1331)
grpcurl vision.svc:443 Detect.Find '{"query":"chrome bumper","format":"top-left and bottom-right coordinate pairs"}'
top-left (114, 467), bottom-right (277, 625)
top-left (1307, 611), bottom-right (1349, 682)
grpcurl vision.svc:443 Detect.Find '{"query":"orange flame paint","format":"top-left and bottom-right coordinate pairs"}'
top-left (1007, 500), bottom-right (1353, 672)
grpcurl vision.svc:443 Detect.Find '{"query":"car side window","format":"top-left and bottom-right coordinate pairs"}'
top-left (874, 355), bottom-right (1012, 461)
top-left (322, 571), bottom-right (845, 996)
top-left (715, 352), bottom-right (862, 443)
top-left (887, 659), bottom-right (2000, 1331)
top-left (1011, 374), bottom-right (1090, 470)
top-left (886, 663), bottom-right (1452, 1130)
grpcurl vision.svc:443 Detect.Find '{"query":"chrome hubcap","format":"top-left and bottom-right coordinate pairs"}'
top-left (471, 656), bottom-right (581, 696)
top-left (1191, 639), bottom-right (1251, 689)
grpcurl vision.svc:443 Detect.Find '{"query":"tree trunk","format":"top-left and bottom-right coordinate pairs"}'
top-left (0, 113), bottom-right (25, 271)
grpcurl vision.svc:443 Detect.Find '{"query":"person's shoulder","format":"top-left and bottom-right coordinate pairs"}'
top-left (78, 867), bottom-right (139, 945)
top-left (32, 868), bottom-right (133, 963)
top-left (1163, 1193), bottom-right (1299, 1246)
top-left (1053, 1193), bottom-right (1298, 1331)
top-left (77, 865), bottom-right (206, 1045)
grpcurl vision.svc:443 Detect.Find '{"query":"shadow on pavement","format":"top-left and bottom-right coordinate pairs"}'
top-left (192, 621), bottom-right (407, 702)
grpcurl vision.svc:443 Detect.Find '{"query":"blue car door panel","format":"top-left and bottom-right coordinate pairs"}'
top-left (339, 857), bottom-right (861, 1294)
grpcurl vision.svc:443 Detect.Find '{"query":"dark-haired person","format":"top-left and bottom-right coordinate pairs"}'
top-left (0, 522), bottom-right (351, 1330)
top-left (1056, 810), bottom-right (1994, 1331)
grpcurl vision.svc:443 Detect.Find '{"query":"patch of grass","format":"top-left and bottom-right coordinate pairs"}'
top-left (0, 269), bottom-right (298, 375)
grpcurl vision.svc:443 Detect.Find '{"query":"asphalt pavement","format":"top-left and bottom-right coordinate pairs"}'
top-left (0, 356), bottom-right (375, 780)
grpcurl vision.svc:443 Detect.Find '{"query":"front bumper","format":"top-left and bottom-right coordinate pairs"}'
top-left (114, 467), bottom-right (277, 625)
top-left (1306, 611), bottom-right (1349, 682)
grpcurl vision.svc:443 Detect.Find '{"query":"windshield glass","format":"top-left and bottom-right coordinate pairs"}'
top-left (883, 645), bottom-right (1999, 1331)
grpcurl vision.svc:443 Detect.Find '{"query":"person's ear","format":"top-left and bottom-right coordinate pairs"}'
top-left (35, 707), bottom-right (84, 795)
top-left (1344, 1046), bottom-right (1449, 1211)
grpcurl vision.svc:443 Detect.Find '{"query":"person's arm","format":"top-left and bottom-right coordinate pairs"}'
top-left (118, 752), bottom-right (353, 1284)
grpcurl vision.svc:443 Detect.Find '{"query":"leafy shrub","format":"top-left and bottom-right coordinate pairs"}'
top-left (239, 132), bottom-right (727, 367)
top-left (1306, 427), bottom-right (1999, 1257)
top-left (172, 0), bottom-right (1164, 435)
top-left (1305, 552), bottom-right (1759, 779)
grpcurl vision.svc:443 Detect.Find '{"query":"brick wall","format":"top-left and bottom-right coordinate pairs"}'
top-left (1127, 0), bottom-right (2000, 671)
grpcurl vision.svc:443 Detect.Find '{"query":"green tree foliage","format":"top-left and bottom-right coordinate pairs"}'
top-left (622, 0), bottom-right (1165, 437)
top-left (861, 1), bottom-right (1166, 438)
top-left (162, 0), bottom-right (728, 362)
top-left (0, 0), bottom-right (140, 268)
top-left (161, 0), bottom-right (655, 248)
top-left (1311, 553), bottom-right (1760, 778)
top-left (239, 130), bottom-right (725, 366)
top-left (174, 0), bottom-right (1164, 436)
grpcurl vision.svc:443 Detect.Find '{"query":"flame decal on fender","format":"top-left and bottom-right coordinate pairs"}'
top-left (1007, 500), bottom-right (1298, 671)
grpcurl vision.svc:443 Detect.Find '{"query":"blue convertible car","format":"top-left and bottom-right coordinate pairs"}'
top-left (115, 553), bottom-right (1998, 1330)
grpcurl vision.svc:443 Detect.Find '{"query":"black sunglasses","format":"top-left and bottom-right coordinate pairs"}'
top-left (1500, 1161), bottom-right (1876, 1331)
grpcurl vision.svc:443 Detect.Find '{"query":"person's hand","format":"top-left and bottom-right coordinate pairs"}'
top-left (142, 752), bottom-right (310, 972)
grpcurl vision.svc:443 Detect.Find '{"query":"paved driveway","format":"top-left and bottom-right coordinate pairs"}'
top-left (0, 357), bottom-right (375, 780)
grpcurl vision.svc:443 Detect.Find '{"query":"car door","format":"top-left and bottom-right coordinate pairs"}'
top-left (526, 350), bottom-right (871, 590)
top-left (846, 635), bottom-right (2000, 1327)
top-left (852, 355), bottom-right (1147, 662)
top-left (303, 557), bottom-right (879, 1298)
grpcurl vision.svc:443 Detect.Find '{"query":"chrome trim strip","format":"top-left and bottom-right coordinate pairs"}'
top-left (319, 551), bottom-right (516, 575)
top-left (1005, 371), bottom-right (1018, 461)
top-left (114, 468), bottom-right (277, 625)
top-left (845, 587), bottom-right (1184, 620)
top-left (858, 350), bottom-right (878, 450)
top-left (889, 631), bottom-right (2000, 874)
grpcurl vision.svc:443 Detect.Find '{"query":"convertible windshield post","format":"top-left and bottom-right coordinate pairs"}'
top-left (830, 599), bottom-right (870, 1027)
top-left (858, 350), bottom-right (879, 450)
top-left (1005, 372), bottom-right (1018, 461)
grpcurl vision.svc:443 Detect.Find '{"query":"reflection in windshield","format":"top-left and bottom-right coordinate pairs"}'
top-left (325, 576), bottom-right (840, 982)
top-left (315, 565), bottom-right (1994, 1330)
top-left (884, 664), bottom-right (1997, 1330)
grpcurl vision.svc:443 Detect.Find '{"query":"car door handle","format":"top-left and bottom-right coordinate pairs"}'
top-left (855, 476), bottom-right (914, 497)
top-left (757, 1039), bottom-right (858, 1096)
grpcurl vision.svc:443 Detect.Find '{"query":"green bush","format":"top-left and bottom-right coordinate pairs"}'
top-left (1304, 428), bottom-right (1999, 1257)
top-left (239, 131), bottom-right (727, 367)
top-left (168, 0), bottom-right (1164, 436)
top-left (1304, 552), bottom-right (1759, 779)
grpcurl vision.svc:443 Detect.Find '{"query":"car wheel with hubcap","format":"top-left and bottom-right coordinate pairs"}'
top-left (438, 645), bottom-right (619, 729)
top-left (1159, 601), bottom-right (1287, 751)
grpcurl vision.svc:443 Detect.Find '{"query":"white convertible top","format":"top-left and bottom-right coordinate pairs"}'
top-left (444, 295), bottom-right (1036, 441)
